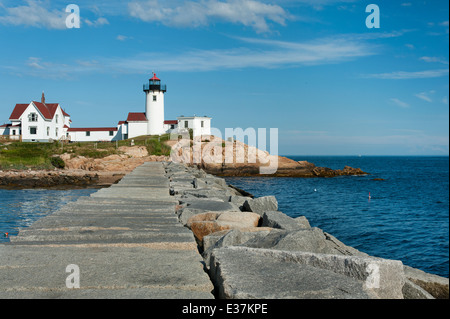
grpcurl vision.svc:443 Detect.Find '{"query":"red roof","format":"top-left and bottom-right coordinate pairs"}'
top-left (127, 112), bottom-right (148, 122)
top-left (118, 120), bottom-right (126, 125)
top-left (9, 101), bottom-right (70, 120)
top-left (9, 104), bottom-right (29, 120)
top-left (150, 73), bottom-right (160, 81)
top-left (164, 120), bottom-right (178, 125)
top-left (67, 127), bottom-right (118, 132)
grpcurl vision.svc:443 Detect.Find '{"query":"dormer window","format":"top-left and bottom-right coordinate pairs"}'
top-left (29, 113), bottom-right (38, 122)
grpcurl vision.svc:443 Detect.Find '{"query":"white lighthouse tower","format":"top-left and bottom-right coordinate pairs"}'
top-left (144, 73), bottom-right (167, 135)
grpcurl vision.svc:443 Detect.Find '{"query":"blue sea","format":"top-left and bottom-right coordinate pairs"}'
top-left (226, 156), bottom-right (449, 278)
top-left (0, 156), bottom-right (448, 278)
top-left (0, 188), bottom-right (97, 242)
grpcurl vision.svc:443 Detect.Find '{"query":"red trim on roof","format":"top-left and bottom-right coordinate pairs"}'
top-left (164, 120), bottom-right (178, 125)
top-left (64, 125), bottom-right (69, 129)
top-left (61, 109), bottom-right (70, 117)
top-left (118, 121), bottom-right (126, 125)
top-left (127, 112), bottom-right (147, 122)
top-left (67, 127), bottom-right (118, 132)
top-left (1, 123), bottom-right (21, 128)
top-left (150, 73), bottom-right (160, 81)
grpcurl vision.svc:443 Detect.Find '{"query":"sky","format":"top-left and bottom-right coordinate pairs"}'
top-left (0, 0), bottom-right (448, 156)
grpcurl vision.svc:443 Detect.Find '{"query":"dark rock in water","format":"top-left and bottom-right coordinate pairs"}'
top-left (312, 165), bottom-right (367, 177)
top-left (0, 172), bottom-right (100, 189)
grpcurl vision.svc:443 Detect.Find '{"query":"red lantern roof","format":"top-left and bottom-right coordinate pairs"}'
top-left (150, 73), bottom-right (160, 81)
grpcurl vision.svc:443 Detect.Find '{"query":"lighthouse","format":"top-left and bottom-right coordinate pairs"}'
top-left (143, 73), bottom-right (167, 135)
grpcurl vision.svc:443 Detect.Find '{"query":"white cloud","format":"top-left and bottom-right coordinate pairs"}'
top-left (390, 98), bottom-right (410, 108)
top-left (108, 35), bottom-right (375, 72)
top-left (0, 1), bottom-right (109, 29)
top-left (415, 91), bottom-right (434, 103)
top-left (128, 0), bottom-right (290, 33)
top-left (0, 0), bottom-right (67, 29)
top-left (116, 35), bottom-right (131, 41)
top-left (365, 69), bottom-right (449, 80)
top-left (27, 57), bottom-right (45, 69)
top-left (420, 56), bottom-right (449, 65)
top-left (5, 35), bottom-right (376, 77)
top-left (84, 17), bottom-right (109, 27)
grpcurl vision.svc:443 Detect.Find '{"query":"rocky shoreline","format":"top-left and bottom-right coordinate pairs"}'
top-left (0, 146), bottom-right (168, 189)
top-left (0, 143), bottom-right (368, 189)
top-left (0, 169), bottom-right (124, 189)
top-left (164, 161), bottom-right (449, 299)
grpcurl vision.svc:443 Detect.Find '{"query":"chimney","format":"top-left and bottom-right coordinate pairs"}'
top-left (41, 91), bottom-right (45, 104)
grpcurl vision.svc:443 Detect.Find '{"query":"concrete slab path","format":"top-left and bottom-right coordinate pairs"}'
top-left (0, 162), bottom-right (214, 299)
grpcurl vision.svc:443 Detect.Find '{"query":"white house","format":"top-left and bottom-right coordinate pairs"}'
top-left (1, 92), bottom-right (71, 142)
top-left (1, 74), bottom-right (212, 142)
top-left (176, 116), bottom-right (212, 138)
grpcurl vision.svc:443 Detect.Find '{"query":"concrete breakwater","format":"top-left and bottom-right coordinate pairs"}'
top-left (167, 161), bottom-right (449, 299)
top-left (0, 161), bottom-right (448, 299)
top-left (0, 162), bottom-right (214, 298)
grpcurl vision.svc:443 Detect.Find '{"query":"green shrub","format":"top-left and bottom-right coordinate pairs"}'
top-left (50, 156), bottom-right (65, 169)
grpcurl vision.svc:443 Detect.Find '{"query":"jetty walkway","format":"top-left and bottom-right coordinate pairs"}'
top-left (0, 162), bottom-right (214, 298)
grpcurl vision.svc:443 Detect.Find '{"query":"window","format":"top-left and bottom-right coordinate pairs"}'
top-left (153, 95), bottom-right (157, 101)
top-left (30, 127), bottom-right (37, 135)
top-left (86, 131), bottom-right (90, 136)
top-left (29, 113), bottom-right (38, 122)
top-left (201, 121), bottom-right (204, 128)
top-left (109, 131), bottom-right (114, 136)
top-left (47, 127), bottom-right (50, 136)
top-left (55, 128), bottom-right (58, 137)
top-left (55, 115), bottom-right (58, 124)
top-left (170, 125), bottom-right (175, 129)
top-left (185, 121), bottom-right (188, 128)
top-left (12, 130), bottom-right (16, 135)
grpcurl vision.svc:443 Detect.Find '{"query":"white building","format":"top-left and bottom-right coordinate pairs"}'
top-left (176, 116), bottom-right (212, 138)
top-left (1, 74), bottom-right (212, 142)
top-left (0, 92), bottom-right (71, 142)
top-left (67, 127), bottom-right (120, 142)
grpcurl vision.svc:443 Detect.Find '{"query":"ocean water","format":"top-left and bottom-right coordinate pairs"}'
top-left (0, 188), bottom-right (97, 242)
top-left (226, 156), bottom-right (449, 278)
